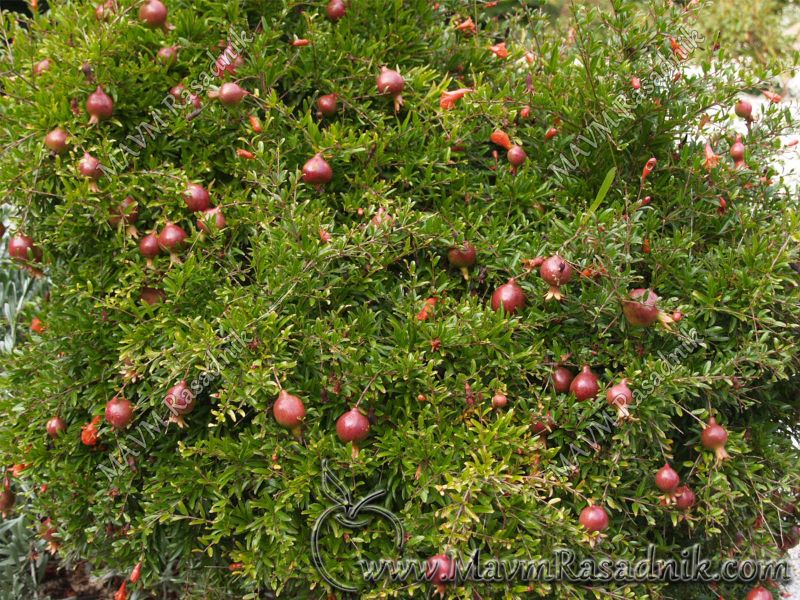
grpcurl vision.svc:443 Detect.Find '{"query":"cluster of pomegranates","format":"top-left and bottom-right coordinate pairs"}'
top-left (445, 241), bottom-right (678, 330)
top-left (138, 222), bottom-right (186, 266)
top-left (49, 383), bottom-right (370, 466)
top-left (490, 130), bottom-right (527, 174)
top-left (135, 184), bottom-right (225, 268)
top-left (654, 463), bottom-right (696, 510)
top-left (294, 65), bottom-right (404, 189)
top-left (435, 238), bottom-right (732, 543)
top-left (17, 4), bottom-right (784, 595)
top-left (446, 250), bottom-right (577, 310)
top-left (702, 99), bottom-right (757, 174)
top-left (48, 381), bottom-right (195, 450)
top-left (205, 62), bottom-right (405, 190)
top-left (40, 58), bottom-right (406, 206)
top-left (272, 389), bottom-right (370, 458)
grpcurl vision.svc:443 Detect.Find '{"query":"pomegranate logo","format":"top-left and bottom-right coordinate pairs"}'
top-left (310, 461), bottom-right (404, 592)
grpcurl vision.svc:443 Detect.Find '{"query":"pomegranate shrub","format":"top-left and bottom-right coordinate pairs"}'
top-left (0, 1), bottom-right (798, 598)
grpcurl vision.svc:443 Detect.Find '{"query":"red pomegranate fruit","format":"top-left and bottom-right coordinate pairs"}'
top-left (447, 242), bottom-right (476, 268)
top-left (302, 153), bottom-right (333, 188)
top-left (157, 223), bottom-right (188, 263)
top-left (184, 184), bottom-right (210, 212)
top-left (105, 396), bottom-right (134, 430)
top-left (326, 0), bottom-right (346, 21)
top-left (273, 390), bottom-right (306, 437)
top-left (552, 367), bottom-right (574, 394)
top-left (491, 393), bottom-right (508, 409)
top-left (570, 365), bottom-right (599, 401)
top-left (217, 82), bottom-right (247, 106)
top-left (316, 93), bottom-right (338, 118)
top-left (376, 67), bottom-right (405, 112)
top-left (426, 553), bottom-right (454, 593)
top-left (606, 378), bottom-right (632, 419)
top-left (86, 86), bottom-right (113, 125)
top-left (140, 286), bottom-right (165, 305)
top-left (9, 234), bottom-right (42, 263)
top-left (539, 255), bottom-right (573, 300)
top-left (108, 196), bottom-right (139, 237)
top-left (157, 46), bottom-right (178, 67)
top-left (507, 145), bottom-right (527, 172)
top-left (447, 241), bottom-right (476, 279)
top-left (139, 0), bottom-right (168, 28)
top-left (78, 153), bottom-right (103, 186)
top-left (44, 128), bottom-right (69, 154)
top-left (655, 463), bottom-right (680, 500)
top-left (491, 278), bottom-right (525, 314)
top-left (622, 288), bottom-right (670, 327)
top-left (579, 504), bottom-right (609, 533)
top-left (336, 407), bottom-right (370, 457)
top-left (674, 485), bottom-right (696, 511)
top-left (735, 100), bottom-right (753, 121)
top-left (730, 135), bottom-right (745, 165)
top-left (95, 0), bottom-right (117, 21)
top-left (197, 207), bottom-right (226, 233)
top-left (531, 412), bottom-right (556, 437)
top-left (139, 232), bottom-right (160, 267)
top-left (701, 416), bottom-right (730, 461)
top-left (164, 380), bottom-right (195, 427)
top-left (745, 586), bottom-right (773, 600)
top-left (46, 416), bottom-right (67, 438)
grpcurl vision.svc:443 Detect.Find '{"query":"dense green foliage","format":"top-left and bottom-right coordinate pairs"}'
top-left (1, 1), bottom-right (799, 598)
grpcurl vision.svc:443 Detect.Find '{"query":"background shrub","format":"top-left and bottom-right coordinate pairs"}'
top-left (1, 1), bottom-right (799, 598)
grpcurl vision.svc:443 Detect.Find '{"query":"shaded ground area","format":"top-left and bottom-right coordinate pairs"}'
top-left (36, 561), bottom-right (116, 600)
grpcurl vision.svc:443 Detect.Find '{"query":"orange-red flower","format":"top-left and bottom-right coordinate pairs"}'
top-left (248, 115), bottom-right (263, 133)
top-left (440, 88), bottom-right (473, 110)
top-left (490, 130), bottom-right (512, 150)
top-left (81, 416), bottom-right (102, 447)
top-left (114, 581), bottom-right (127, 600)
top-left (454, 17), bottom-right (476, 33)
top-left (129, 562), bottom-right (142, 583)
top-left (641, 157), bottom-right (657, 184)
top-left (703, 143), bottom-right (720, 171)
top-left (669, 37), bottom-right (687, 60)
top-left (213, 44), bottom-right (244, 77)
top-left (489, 42), bottom-right (508, 59)
top-left (416, 297), bottom-right (438, 321)
top-left (10, 464), bottom-right (29, 477)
